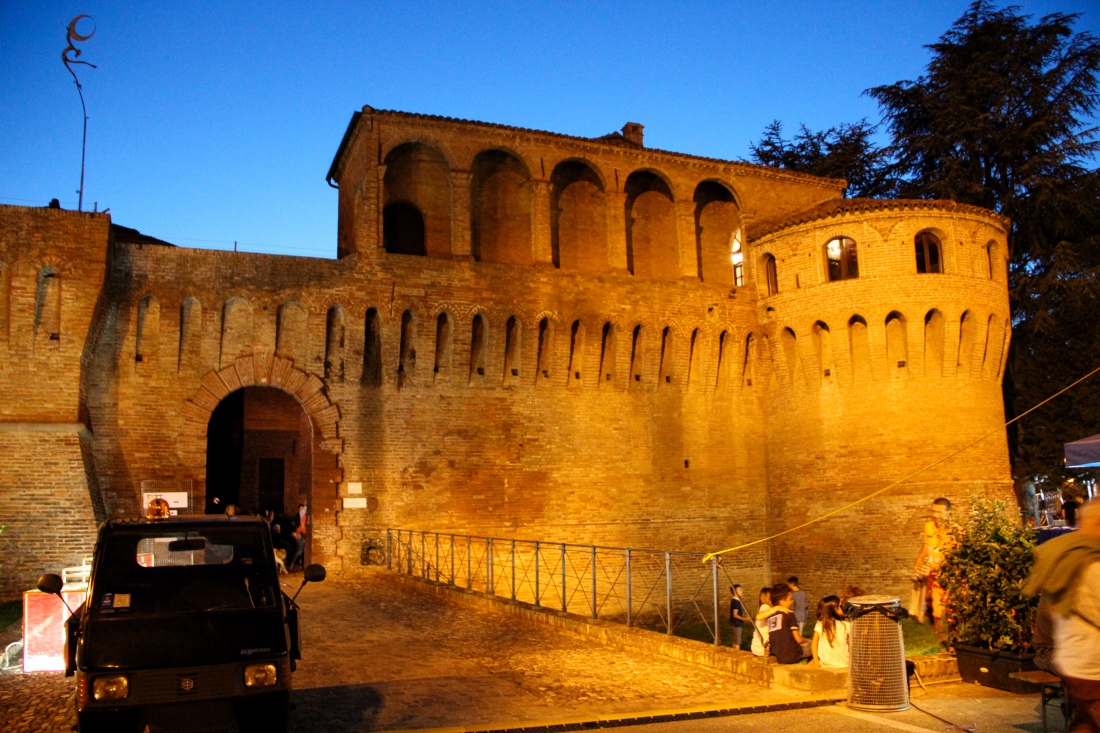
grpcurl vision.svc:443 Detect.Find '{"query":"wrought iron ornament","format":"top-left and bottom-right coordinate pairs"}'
top-left (62, 15), bottom-right (96, 212)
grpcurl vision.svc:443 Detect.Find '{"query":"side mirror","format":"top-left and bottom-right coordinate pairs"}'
top-left (37, 573), bottom-right (64, 596)
top-left (291, 564), bottom-right (326, 602)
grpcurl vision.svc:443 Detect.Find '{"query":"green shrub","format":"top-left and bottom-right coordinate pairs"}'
top-left (939, 498), bottom-right (1037, 651)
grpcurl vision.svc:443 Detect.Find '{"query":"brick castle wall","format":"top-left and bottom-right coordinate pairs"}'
top-left (0, 111), bottom-right (1013, 603)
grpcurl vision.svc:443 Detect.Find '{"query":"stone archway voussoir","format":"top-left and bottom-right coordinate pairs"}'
top-left (218, 364), bottom-right (243, 393)
top-left (234, 355), bottom-right (256, 386)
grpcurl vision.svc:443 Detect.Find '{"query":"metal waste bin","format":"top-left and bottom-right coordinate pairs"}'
top-left (846, 595), bottom-right (909, 711)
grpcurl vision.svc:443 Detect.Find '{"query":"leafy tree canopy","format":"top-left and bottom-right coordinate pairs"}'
top-left (750, 2), bottom-right (1100, 488)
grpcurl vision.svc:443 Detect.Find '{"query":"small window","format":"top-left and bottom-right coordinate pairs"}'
top-left (915, 232), bottom-right (941, 274)
top-left (731, 230), bottom-right (744, 287)
top-left (764, 254), bottom-right (778, 296)
top-left (825, 237), bottom-right (859, 281)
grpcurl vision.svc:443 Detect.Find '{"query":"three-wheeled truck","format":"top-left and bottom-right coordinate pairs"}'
top-left (38, 501), bottom-right (325, 733)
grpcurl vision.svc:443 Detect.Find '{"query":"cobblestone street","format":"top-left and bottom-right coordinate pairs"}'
top-left (0, 569), bottom-right (800, 732)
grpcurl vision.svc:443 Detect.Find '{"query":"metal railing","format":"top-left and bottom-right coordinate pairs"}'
top-left (387, 529), bottom-right (742, 647)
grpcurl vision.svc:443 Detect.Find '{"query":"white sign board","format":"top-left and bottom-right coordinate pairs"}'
top-left (343, 497), bottom-right (367, 509)
top-left (347, 481), bottom-right (363, 495)
top-left (141, 491), bottom-right (190, 512)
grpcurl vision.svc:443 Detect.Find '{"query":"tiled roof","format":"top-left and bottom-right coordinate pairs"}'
top-left (747, 197), bottom-right (1008, 241)
top-left (111, 223), bottom-right (176, 247)
top-left (328, 107), bottom-right (847, 189)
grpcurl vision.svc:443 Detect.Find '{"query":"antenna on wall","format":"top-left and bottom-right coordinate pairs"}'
top-left (62, 15), bottom-right (96, 212)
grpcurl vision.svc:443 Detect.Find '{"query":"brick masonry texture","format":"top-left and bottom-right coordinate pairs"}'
top-left (0, 108), bottom-right (1012, 600)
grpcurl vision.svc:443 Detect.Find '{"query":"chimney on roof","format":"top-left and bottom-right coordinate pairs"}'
top-left (622, 122), bottom-right (644, 147)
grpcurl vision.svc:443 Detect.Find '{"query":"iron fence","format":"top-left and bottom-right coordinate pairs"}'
top-left (387, 529), bottom-right (744, 646)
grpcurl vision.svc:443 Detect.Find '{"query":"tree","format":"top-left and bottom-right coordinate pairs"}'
top-left (749, 119), bottom-right (896, 198)
top-left (868, 1), bottom-right (1100, 489)
top-left (752, 2), bottom-right (1100, 488)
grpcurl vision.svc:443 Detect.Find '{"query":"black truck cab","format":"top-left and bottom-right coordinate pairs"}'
top-left (39, 509), bottom-right (324, 733)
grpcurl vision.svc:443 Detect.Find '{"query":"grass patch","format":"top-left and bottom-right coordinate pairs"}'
top-left (0, 600), bottom-right (21, 631)
top-left (902, 618), bottom-right (940, 656)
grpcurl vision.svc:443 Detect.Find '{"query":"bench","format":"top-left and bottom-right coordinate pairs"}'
top-left (1008, 670), bottom-right (1064, 733)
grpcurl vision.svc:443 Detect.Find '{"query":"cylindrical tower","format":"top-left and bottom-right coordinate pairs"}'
top-left (746, 199), bottom-right (1013, 597)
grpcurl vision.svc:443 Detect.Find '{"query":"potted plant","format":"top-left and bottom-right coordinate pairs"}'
top-left (938, 497), bottom-right (1038, 692)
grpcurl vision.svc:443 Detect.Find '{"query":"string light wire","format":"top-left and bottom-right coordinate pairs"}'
top-left (702, 363), bottom-right (1100, 563)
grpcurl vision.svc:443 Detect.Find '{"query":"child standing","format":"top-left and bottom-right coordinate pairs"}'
top-left (811, 595), bottom-right (851, 669)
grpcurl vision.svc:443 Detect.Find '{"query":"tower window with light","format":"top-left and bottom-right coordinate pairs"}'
top-left (731, 230), bottom-right (744, 286)
top-left (825, 237), bottom-right (859, 281)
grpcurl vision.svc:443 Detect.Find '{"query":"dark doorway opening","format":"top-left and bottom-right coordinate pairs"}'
top-left (257, 458), bottom-right (286, 514)
top-left (206, 387), bottom-right (312, 521)
top-left (205, 389), bottom-right (244, 513)
top-left (383, 201), bottom-right (426, 256)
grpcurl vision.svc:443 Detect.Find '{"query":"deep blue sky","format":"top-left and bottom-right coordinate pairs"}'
top-left (2, 1), bottom-right (1097, 258)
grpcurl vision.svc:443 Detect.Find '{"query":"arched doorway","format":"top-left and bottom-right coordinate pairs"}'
top-left (205, 387), bottom-right (312, 519)
top-left (181, 354), bottom-right (343, 571)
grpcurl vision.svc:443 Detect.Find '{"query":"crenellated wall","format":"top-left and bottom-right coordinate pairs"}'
top-left (0, 110), bottom-right (1013, 602)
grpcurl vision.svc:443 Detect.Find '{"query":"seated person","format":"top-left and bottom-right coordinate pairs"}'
top-left (811, 595), bottom-right (850, 668)
top-left (766, 583), bottom-right (811, 664)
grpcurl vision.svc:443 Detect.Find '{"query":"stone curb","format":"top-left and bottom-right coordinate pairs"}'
top-left (393, 696), bottom-right (845, 733)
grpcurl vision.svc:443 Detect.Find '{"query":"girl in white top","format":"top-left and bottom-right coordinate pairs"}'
top-left (751, 587), bottom-right (773, 657)
top-left (812, 595), bottom-right (851, 668)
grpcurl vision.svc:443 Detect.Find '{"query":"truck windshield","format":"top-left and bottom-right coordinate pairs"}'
top-left (92, 525), bottom-right (278, 615)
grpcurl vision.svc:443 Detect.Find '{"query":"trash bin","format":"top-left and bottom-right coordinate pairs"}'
top-left (846, 595), bottom-right (909, 711)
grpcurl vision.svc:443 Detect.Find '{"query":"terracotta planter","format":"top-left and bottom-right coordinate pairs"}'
top-left (955, 644), bottom-right (1037, 693)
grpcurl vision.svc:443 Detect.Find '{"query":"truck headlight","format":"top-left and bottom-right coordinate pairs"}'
top-left (92, 675), bottom-right (129, 701)
top-left (243, 663), bottom-right (277, 687)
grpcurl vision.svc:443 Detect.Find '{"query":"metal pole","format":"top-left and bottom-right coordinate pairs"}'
top-left (712, 557), bottom-right (720, 647)
top-left (450, 534), bottom-right (455, 585)
top-left (421, 532), bottom-right (427, 578)
top-left (511, 539), bottom-right (517, 601)
top-left (386, 529), bottom-right (392, 571)
top-left (467, 535), bottom-right (472, 590)
top-left (435, 533), bottom-right (440, 582)
top-left (561, 543), bottom-right (567, 613)
top-left (591, 545), bottom-right (598, 619)
top-left (487, 537), bottom-right (493, 595)
top-left (625, 548), bottom-right (632, 628)
top-left (407, 537), bottom-right (413, 575)
top-left (665, 551), bottom-right (673, 636)
top-left (534, 541), bottom-right (540, 607)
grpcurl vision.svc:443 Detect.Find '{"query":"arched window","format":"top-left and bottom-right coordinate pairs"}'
top-left (398, 309), bottom-right (417, 387)
top-left (599, 322), bottom-right (615, 385)
top-left (136, 294), bottom-right (160, 364)
top-left (433, 312), bottom-right (452, 378)
top-left (363, 308), bottom-right (382, 386)
top-left (568, 320), bottom-right (585, 386)
top-left (764, 254), bottom-right (779, 296)
top-left (325, 305), bottom-right (346, 382)
top-left (658, 326), bottom-right (675, 385)
top-left (825, 237), bottom-right (858, 281)
top-left (469, 314), bottom-right (487, 381)
top-left (915, 232), bottom-right (942, 273)
top-left (985, 242), bottom-right (997, 280)
top-left (382, 202), bottom-right (426, 256)
top-left (503, 316), bottom-right (520, 383)
top-left (630, 325), bottom-right (644, 384)
top-left (731, 230), bottom-right (744, 287)
top-left (536, 317), bottom-right (553, 382)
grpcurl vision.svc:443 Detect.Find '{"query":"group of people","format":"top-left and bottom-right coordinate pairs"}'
top-left (729, 577), bottom-right (864, 668)
top-left (217, 501), bottom-right (310, 571)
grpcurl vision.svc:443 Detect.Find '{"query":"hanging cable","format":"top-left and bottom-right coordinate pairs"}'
top-left (702, 363), bottom-right (1100, 563)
